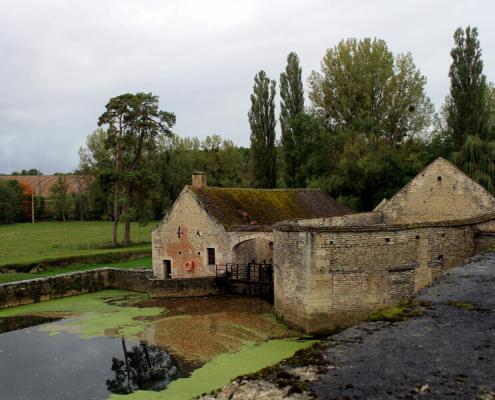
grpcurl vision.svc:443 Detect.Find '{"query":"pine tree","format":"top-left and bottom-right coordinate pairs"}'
top-left (248, 71), bottom-right (277, 188)
top-left (280, 52), bottom-right (305, 187)
top-left (447, 26), bottom-right (489, 148)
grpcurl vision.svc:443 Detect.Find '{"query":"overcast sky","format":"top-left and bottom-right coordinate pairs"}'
top-left (0, 0), bottom-right (494, 174)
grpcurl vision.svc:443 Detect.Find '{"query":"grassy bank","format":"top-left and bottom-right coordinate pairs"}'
top-left (0, 256), bottom-right (152, 284)
top-left (0, 221), bottom-right (157, 267)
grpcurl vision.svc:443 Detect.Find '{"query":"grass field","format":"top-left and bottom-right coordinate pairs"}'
top-left (0, 221), bottom-right (158, 267)
top-left (0, 256), bottom-right (152, 284)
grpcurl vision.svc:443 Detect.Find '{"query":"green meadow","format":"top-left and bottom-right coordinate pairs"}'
top-left (0, 256), bottom-right (152, 284)
top-left (0, 221), bottom-right (157, 267)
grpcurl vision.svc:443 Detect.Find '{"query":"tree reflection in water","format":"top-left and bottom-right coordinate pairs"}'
top-left (107, 338), bottom-right (178, 394)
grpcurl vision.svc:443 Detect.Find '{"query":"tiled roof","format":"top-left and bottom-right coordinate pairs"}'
top-left (191, 186), bottom-right (352, 231)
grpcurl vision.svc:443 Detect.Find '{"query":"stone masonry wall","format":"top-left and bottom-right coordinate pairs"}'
top-left (232, 237), bottom-right (273, 264)
top-left (152, 187), bottom-right (232, 279)
top-left (0, 268), bottom-right (221, 310)
top-left (376, 158), bottom-right (495, 224)
top-left (274, 224), bottom-right (476, 333)
top-left (152, 187), bottom-right (273, 279)
top-left (0, 269), bottom-right (111, 309)
top-left (147, 276), bottom-right (219, 298)
top-left (474, 219), bottom-right (495, 253)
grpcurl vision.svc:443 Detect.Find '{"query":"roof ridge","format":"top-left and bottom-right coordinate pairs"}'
top-left (190, 186), bottom-right (323, 192)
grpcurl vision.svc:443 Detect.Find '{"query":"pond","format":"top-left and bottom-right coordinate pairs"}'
top-left (0, 291), bottom-right (313, 400)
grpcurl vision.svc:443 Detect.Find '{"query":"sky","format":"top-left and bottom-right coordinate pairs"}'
top-left (0, 0), bottom-right (494, 174)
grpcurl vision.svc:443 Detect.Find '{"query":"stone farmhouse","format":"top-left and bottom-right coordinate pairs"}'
top-left (152, 158), bottom-right (495, 333)
top-left (152, 173), bottom-right (351, 279)
top-left (274, 157), bottom-right (495, 332)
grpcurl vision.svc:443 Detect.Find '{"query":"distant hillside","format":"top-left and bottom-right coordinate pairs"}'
top-left (0, 175), bottom-right (90, 196)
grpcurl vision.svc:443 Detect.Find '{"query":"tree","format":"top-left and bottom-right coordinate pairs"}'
top-left (78, 128), bottom-right (116, 221)
top-left (120, 93), bottom-right (176, 244)
top-left (248, 70), bottom-right (277, 188)
top-left (314, 134), bottom-right (428, 210)
top-left (106, 340), bottom-right (178, 394)
top-left (19, 181), bottom-right (34, 222)
top-left (50, 175), bottom-right (69, 221)
top-left (97, 93), bottom-right (175, 245)
top-left (98, 94), bottom-right (134, 246)
top-left (446, 26), bottom-right (490, 148)
top-left (309, 38), bottom-right (433, 143)
top-left (287, 113), bottom-right (335, 188)
top-left (280, 52), bottom-right (305, 187)
top-left (11, 169), bottom-right (42, 176)
top-left (0, 180), bottom-right (22, 224)
top-left (451, 135), bottom-right (495, 193)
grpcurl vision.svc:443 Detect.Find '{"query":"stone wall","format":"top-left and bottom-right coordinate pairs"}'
top-left (273, 222), bottom-right (477, 333)
top-left (375, 158), bottom-right (495, 224)
top-left (0, 269), bottom-right (111, 309)
top-left (232, 238), bottom-right (273, 264)
top-left (152, 187), bottom-right (274, 279)
top-left (107, 268), bottom-right (150, 292)
top-left (272, 158), bottom-right (495, 333)
top-left (0, 268), bottom-right (221, 310)
top-left (152, 188), bottom-right (231, 279)
top-left (147, 276), bottom-right (220, 298)
top-left (474, 219), bottom-right (495, 253)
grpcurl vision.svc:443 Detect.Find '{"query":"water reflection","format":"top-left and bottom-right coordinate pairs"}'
top-left (0, 296), bottom-right (293, 399)
top-left (0, 321), bottom-right (181, 400)
top-left (107, 339), bottom-right (178, 394)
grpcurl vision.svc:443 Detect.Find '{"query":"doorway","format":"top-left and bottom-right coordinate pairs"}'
top-left (163, 260), bottom-right (172, 279)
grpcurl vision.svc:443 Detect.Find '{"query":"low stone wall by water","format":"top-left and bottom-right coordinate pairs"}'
top-left (0, 270), bottom-right (110, 309)
top-left (0, 269), bottom-right (221, 309)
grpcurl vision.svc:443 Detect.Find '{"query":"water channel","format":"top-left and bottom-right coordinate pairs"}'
top-left (0, 291), bottom-right (312, 400)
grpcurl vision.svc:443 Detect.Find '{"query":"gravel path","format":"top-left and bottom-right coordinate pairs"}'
top-left (312, 253), bottom-right (495, 400)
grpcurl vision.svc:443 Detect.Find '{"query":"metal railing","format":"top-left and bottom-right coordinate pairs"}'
top-left (216, 263), bottom-right (273, 284)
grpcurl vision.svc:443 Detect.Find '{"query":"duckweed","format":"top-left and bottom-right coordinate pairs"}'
top-left (110, 338), bottom-right (316, 400)
top-left (0, 290), bottom-right (165, 339)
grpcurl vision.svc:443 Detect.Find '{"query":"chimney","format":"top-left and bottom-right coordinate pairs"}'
top-left (192, 172), bottom-right (207, 189)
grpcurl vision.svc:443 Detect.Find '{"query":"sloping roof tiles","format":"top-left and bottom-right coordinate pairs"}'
top-left (191, 186), bottom-right (352, 231)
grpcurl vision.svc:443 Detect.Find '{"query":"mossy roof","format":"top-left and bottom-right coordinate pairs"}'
top-left (190, 186), bottom-right (352, 231)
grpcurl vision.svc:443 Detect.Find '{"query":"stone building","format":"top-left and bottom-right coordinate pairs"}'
top-left (273, 158), bottom-right (495, 332)
top-left (152, 173), bottom-right (351, 279)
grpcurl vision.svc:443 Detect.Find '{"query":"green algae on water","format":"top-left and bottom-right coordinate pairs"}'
top-left (0, 290), bottom-right (165, 339)
top-left (110, 338), bottom-right (316, 400)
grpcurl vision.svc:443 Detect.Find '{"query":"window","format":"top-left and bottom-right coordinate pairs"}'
top-left (207, 248), bottom-right (216, 265)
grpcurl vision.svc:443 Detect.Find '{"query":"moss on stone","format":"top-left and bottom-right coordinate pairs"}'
top-left (191, 187), bottom-right (349, 228)
top-left (285, 342), bottom-right (330, 367)
top-left (446, 300), bottom-right (479, 311)
top-left (368, 300), bottom-right (431, 322)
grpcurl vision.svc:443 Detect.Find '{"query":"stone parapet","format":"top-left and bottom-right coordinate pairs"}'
top-left (0, 268), bottom-right (220, 309)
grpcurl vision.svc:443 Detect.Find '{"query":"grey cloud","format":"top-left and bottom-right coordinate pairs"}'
top-left (0, 0), bottom-right (494, 173)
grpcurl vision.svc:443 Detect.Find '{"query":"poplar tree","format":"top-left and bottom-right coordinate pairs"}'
top-left (50, 175), bottom-right (69, 222)
top-left (309, 38), bottom-right (433, 143)
top-left (248, 71), bottom-right (277, 188)
top-left (280, 52), bottom-right (305, 187)
top-left (447, 26), bottom-right (490, 148)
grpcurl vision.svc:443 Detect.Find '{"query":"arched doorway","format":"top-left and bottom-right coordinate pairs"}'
top-left (232, 238), bottom-right (273, 265)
